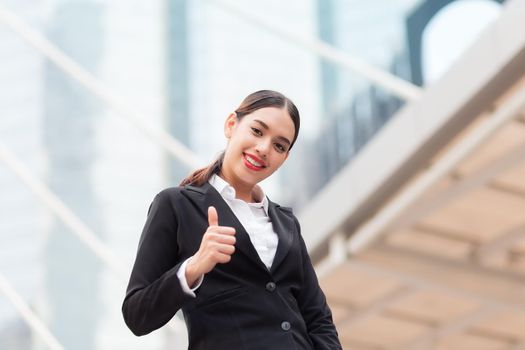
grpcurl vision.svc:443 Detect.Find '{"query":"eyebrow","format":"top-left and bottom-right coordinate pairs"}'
top-left (253, 119), bottom-right (292, 145)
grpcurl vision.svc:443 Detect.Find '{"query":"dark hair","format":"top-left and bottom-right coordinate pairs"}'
top-left (179, 90), bottom-right (300, 187)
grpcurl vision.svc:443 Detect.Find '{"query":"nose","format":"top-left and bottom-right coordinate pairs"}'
top-left (255, 139), bottom-right (271, 158)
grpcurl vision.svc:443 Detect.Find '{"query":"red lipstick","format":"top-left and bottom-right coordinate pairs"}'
top-left (243, 153), bottom-right (266, 171)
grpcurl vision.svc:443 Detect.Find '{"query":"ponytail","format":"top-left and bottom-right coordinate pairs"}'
top-left (179, 151), bottom-right (225, 187)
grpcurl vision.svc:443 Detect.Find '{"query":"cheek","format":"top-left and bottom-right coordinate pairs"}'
top-left (232, 132), bottom-right (251, 146)
top-left (227, 136), bottom-right (245, 151)
top-left (271, 154), bottom-right (287, 168)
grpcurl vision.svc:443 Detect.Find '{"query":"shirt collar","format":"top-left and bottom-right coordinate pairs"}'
top-left (209, 173), bottom-right (269, 214)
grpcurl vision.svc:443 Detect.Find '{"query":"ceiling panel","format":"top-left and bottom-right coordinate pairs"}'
top-left (384, 289), bottom-right (479, 325)
top-left (456, 122), bottom-right (525, 177)
top-left (493, 160), bottom-right (525, 194)
top-left (339, 314), bottom-right (430, 349)
top-left (320, 262), bottom-right (403, 308)
top-left (385, 228), bottom-right (472, 260)
top-left (436, 333), bottom-right (510, 350)
top-left (419, 187), bottom-right (525, 243)
top-left (470, 311), bottom-right (525, 342)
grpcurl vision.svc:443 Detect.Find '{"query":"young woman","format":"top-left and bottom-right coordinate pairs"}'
top-left (122, 90), bottom-right (342, 349)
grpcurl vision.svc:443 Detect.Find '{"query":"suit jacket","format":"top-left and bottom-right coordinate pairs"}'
top-left (122, 182), bottom-right (342, 350)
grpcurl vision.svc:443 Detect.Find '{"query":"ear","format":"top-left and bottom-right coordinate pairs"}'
top-left (224, 112), bottom-right (238, 139)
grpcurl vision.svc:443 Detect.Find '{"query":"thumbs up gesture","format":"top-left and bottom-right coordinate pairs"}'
top-left (186, 206), bottom-right (236, 286)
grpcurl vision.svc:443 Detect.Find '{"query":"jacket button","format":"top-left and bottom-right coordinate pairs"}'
top-left (281, 321), bottom-right (291, 331)
top-left (265, 282), bottom-right (276, 292)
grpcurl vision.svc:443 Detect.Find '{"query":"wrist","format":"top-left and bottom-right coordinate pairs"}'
top-left (185, 258), bottom-right (201, 287)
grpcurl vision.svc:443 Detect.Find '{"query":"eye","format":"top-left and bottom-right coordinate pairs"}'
top-left (275, 143), bottom-right (286, 152)
top-left (251, 127), bottom-right (262, 136)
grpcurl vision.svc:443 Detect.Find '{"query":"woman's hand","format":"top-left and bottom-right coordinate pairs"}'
top-left (185, 206), bottom-right (236, 287)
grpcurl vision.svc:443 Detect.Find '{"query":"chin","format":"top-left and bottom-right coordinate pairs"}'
top-left (239, 170), bottom-right (265, 185)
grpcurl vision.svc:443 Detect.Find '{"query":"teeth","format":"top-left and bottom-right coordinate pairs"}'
top-left (245, 155), bottom-right (262, 167)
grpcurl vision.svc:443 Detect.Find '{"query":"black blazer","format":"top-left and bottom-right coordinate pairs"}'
top-left (122, 182), bottom-right (342, 350)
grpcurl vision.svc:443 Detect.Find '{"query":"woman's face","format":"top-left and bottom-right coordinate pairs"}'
top-left (222, 106), bottom-right (295, 189)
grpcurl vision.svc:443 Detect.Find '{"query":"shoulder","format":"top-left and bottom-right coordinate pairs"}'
top-left (153, 183), bottom-right (206, 207)
top-left (156, 186), bottom-right (184, 199)
top-left (147, 186), bottom-right (188, 211)
top-left (147, 187), bottom-right (181, 207)
top-left (156, 182), bottom-right (208, 197)
top-left (148, 186), bottom-right (196, 221)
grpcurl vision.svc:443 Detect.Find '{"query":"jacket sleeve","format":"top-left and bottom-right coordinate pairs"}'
top-left (122, 189), bottom-right (193, 336)
top-left (294, 216), bottom-right (343, 350)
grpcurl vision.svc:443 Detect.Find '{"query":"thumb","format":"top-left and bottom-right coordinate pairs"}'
top-left (208, 206), bottom-right (219, 226)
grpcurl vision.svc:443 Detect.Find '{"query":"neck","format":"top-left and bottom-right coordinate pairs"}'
top-left (218, 172), bottom-right (258, 203)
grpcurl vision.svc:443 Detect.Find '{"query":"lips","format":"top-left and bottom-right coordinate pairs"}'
top-left (243, 152), bottom-right (266, 170)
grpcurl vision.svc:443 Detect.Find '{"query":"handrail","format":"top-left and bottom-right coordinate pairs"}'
top-left (0, 141), bottom-right (128, 279)
top-left (0, 142), bottom-right (186, 336)
top-left (0, 272), bottom-right (65, 350)
top-left (208, 0), bottom-right (422, 102)
top-left (0, 4), bottom-right (203, 170)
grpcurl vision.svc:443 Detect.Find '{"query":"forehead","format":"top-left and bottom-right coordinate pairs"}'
top-left (242, 107), bottom-right (295, 139)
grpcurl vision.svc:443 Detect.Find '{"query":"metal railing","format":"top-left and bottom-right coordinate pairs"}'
top-left (208, 0), bottom-right (422, 102)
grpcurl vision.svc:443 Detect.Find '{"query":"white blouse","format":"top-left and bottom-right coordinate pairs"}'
top-left (177, 174), bottom-right (279, 296)
top-left (208, 174), bottom-right (279, 270)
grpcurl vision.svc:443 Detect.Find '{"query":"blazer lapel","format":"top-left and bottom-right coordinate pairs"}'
top-left (181, 182), bottom-right (269, 272)
top-left (268, 200), bottom-right (295, 274)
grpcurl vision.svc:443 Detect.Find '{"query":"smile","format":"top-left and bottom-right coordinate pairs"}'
top-left (243, 153), bottom-right (266, 171)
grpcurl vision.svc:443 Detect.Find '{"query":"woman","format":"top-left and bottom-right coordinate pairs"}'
top-left (122, 90), bottom-right (342, 349)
